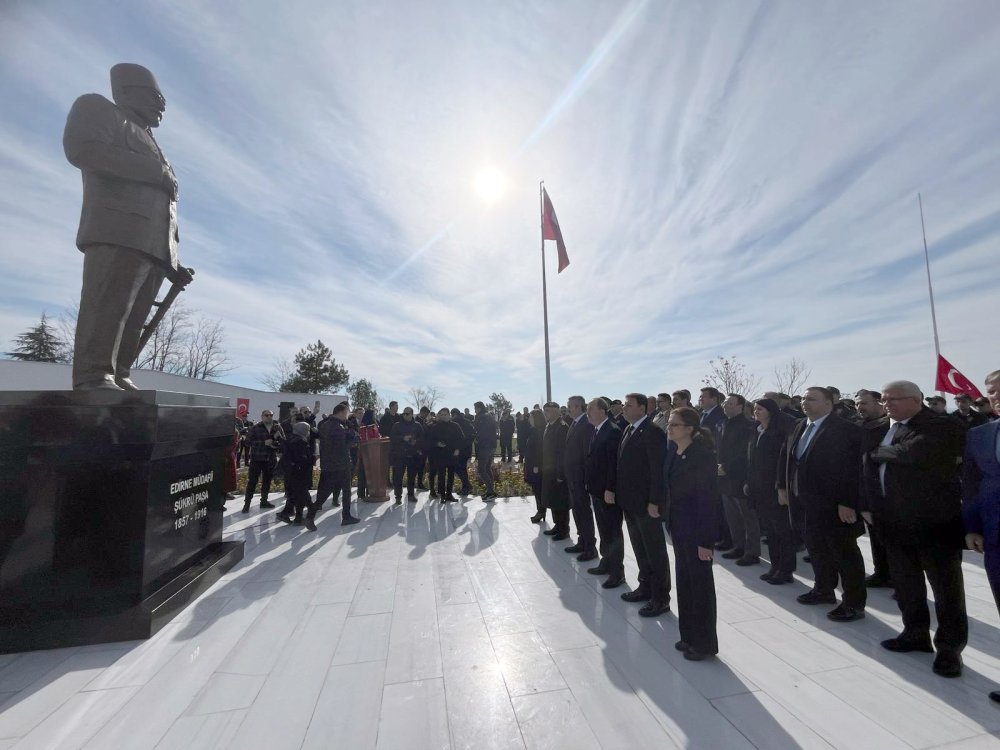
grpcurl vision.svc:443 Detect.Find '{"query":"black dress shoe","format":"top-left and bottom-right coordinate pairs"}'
top-left (683, 649), bottom-right (713, 661)
top-left (675, 640), bottom-right (690, 652)
top-left (304, 518), bottom-right (317, 532)
top-left (407, 494), bottom-right (418, 502)
top-left (241, 504), bottom-right (250, 514)
top-left (760, 570), bottom-right (777, 581)
top-left (736, 555), bottom-right (759, 566)
top-left (552, 531), bottom-right (570, 541)
top-left (796, 590), bottom-right (836, 605)
top-left (638, 600), bottom-right (670, 617)
top-left (530, 513), bottom-right (544, 524)
top-left (933, 651), bottom-right (962, 678)
top-left (621, 589), bottom-right (652, 603)
top-left (803, 555), bottom-right (811, 563)
top-left (260, 500), bottom-right (276, 509)
top-left (543, 527), bottom-right (558, 536)
top-left (721, 548), bottom-right (745, 559)
top-left (766, 573), bottom-right (794, 585)
top-left (576, 550), bottom-right (598, 562)
top-left (276, 511), bottom-right (293, 524)
top-left (880, 636), bottom-right (934, 653)
top-left (564, 543), bottom-right (584, 554)
top-left (342, 515), bottom-right (360, 526)
top-left (989, 691), bottom-right (1000, 703)
top-left (602, 575), bottom-right (626, 589)
top-left (826, 604), bottom-right (865, 622)
top-left (587, 564), bottom-right (610, 576)
top-left (865, 574), bottom-right (892, 588)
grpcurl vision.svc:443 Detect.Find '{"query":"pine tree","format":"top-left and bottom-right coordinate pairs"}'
top-left (280, 340), bottom-right (349, 393)
top-left (6, 313), bottom-right (68, 363)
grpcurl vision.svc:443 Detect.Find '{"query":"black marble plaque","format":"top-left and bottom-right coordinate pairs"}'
top-left (0, 390), bottom-right (244, 652)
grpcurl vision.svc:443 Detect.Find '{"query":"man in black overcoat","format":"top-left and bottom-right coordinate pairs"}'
top-left (584, 398), bottom-right (625, 587)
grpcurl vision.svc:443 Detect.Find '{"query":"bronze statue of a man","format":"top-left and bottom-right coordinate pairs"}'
top-left (63, 63), bottom-right (192, 390)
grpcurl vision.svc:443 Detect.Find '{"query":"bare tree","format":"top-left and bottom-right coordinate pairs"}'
top-left (259, 357), bottom-right (295, 391)
top-left (772, 356), bottom-right (812, 396)
top-left (178, 316), bottom-right (230, 380)
top-left (407, 385), bottom-right (445, 412)
top-left (702, 356), bottom-right (762, 398)
top-left (135, 302), bottom-right (192, 372)
top-left (56, 303), bottom-right (79, 362)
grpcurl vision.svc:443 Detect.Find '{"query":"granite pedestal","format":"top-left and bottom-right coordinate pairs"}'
top-left (0, 390), bottom-right (244, 653)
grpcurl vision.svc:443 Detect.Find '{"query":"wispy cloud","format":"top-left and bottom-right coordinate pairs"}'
top-left (1, 0), bottom-right (998, 408)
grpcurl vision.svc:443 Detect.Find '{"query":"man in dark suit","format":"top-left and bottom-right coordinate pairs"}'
top-left (699, 387), bottom-right (731, 550)
top-left (963, 370), bottom-right (1000, 700)
top-left (778, 387), bottom-right (866, 622)
top-left (64, 63), bottom-right (190, 391)
top-left (953, 393), bottom-right (989, 430)
top-left (564, 395), bottom-right (597, 561)
top-left (584, 398), bottom-right (625, 587)
top-left (855, 389), bottom-right (893, 588)
top-left (610, 399), bottom-right (629, 431)
top-left (541, 402), bottom-right (571, 540)
top-left (867, 380), bottom-right (967, 678)
top-left (617, 393), bottom-right (670, 616)
top-left (717, 394), bottom-right (758, 565)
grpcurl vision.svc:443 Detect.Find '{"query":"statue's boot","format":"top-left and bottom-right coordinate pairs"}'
top-left (76, 375), bottom-right (124, 391)
top-left (115, 377), bottom-right (140, 390)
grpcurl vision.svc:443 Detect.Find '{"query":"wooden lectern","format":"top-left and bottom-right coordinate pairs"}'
top-left (359, 437), bottom-right (391, 501)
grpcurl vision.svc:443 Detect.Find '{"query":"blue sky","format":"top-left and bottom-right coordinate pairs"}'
top-left (1, 0), bottom-right (997, 410)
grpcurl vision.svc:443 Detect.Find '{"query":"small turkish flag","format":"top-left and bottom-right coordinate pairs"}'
top-left (935, 354), bottom-right (984, 399)
top-left (542, 188), bottom-right (570, 273)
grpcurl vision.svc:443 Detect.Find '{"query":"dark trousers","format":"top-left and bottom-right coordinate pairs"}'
top-left (316, 467), bottom-right (353, 518)
top-left (672, 531), bottom-right (718, 654)
top-left (552, 508), bottom-right (570, 533)
top-left (865, 518), bottom-right (891, 581)
top-left (244, 460), bottom-right (274, 504)
top-left (986, 540), bottom-right (1000, 617)
top-left (528, 479), bottom-right (544, 516)
top-left (802, 516), bottom-right (866, 609)
top-left (500, 437), bottom-right (513, 462)
top-left (476, 451), bottom-right (495, 494)
top-left (455, 454), bottom-right (471, 493)
top-left (885, 540), bottom-right (967, 652)
top-left (623, 509), bottom-right (671, 602)
top-left (760, 501), bottom-right (797, 574)
top-left (437, 464), bottom-right (456, 498)
top-left (393, 455), bottom-right (421, 498)
top-left (316, 468), bottom-right (350, 508)
top-left (415, 455), bottom-right (427, 487)
top-left (427, 459), bottom-right (439, 494)
top-left (590, 494), bottom-right (624, 577)
top-left (568, 479), bottom-right (596, 551)
top-left (281, 483), bottom-right (313, 519)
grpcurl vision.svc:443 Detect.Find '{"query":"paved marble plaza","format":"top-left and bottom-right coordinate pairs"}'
top-left (1, 490), bottom-right (1000, 749)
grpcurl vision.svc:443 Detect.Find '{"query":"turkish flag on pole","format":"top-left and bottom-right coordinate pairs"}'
top-left (542, 188), bottom-right (570, 273)
top-left (935, 354), bottom-right (984, 399)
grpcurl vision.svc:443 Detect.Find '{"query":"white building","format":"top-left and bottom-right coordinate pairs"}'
top-left (0, 360), bottom-right (349, 419)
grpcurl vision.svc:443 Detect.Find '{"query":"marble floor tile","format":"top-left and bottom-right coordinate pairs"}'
top-left (8, 686), bottom-right (137, 750)
top-left (511, 689), bottom-right (600, 750)
top-left (301, 660), bottom-right (385, 750)
top-left (377, 679), bottom-right (450, 750)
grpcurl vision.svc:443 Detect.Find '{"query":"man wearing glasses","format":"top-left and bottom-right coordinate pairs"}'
top-left (866, 381), bottom-right (967, 678)
top-left (242, 409), bottom-right (285, 513)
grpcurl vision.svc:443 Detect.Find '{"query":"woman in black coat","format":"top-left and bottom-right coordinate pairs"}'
top-left (524, 409), bottom-right (546, 523)
top-left (664, 406), bottom-right (720, 660)
top-left (746, 398), bottom-right (795, 584)
top-left (278, 421), bottom-right (318, 531)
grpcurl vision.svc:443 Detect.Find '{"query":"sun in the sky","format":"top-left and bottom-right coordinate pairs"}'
top-left (473, 165), bottom-right (507, 203)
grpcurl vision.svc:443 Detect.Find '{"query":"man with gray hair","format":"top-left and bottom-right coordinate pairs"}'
top-left (865, 380), bottom-right (966, 678)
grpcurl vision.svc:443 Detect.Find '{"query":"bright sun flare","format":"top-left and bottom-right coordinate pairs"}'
top-left (474, 166), bottom-right (507, 202)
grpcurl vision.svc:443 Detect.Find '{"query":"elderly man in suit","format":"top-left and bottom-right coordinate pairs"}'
top-left (778, 387), bottom-right (866, 622)
top-left (617, 393), bottom-right (671, 617)
top-left (584, 398), bottom-right (625, 587)
top-left (963, 370), bottom-right (1000, 697)
top-left (563, 395), bottom-right (597, 561)
top-left (64, 63), bottom-right (191, 391)
top-left (866, 380), bottom-right (967, 678)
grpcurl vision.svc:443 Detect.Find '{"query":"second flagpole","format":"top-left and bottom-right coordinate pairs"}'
top-left (918, 193), bottom-right (944, 396)
top-left (540, 181), bottom-right (553, 402)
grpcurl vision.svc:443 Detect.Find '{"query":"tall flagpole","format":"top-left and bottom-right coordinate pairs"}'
top-left (540, 181), bottom-right (553, 402)
top-left (918, 193), bottom-right (943, 395)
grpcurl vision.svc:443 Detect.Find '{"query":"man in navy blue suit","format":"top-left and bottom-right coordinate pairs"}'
top-left (699, 387), bottom-right (730, 550)
top-left (563, 395), bottom-right (597, 561)
top-left (963, 370), bottom-right (1000, 699)
top-left (584, 398), bottom-right (625, 587)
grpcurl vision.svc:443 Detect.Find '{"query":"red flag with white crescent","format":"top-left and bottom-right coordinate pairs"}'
top-left (542, 187), bottom-right (570, 273)
top-left (935, 354), bottom-right (983, 399)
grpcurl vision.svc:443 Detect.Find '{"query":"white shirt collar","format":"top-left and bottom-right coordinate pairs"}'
top-left (807, 413), bottom-right (831, 429)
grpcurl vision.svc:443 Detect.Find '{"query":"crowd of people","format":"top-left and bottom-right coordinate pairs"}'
top-left (231, 371), bottom-right (1000, 698)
